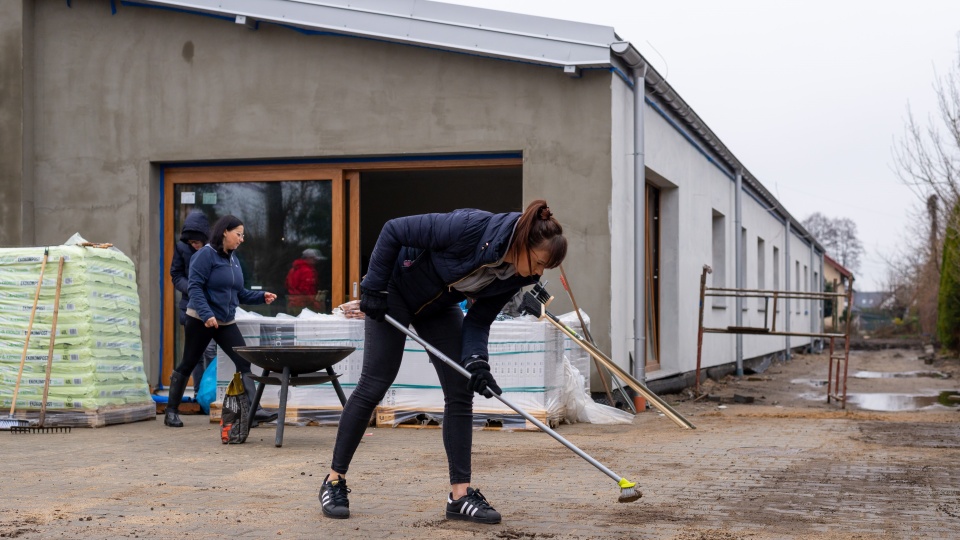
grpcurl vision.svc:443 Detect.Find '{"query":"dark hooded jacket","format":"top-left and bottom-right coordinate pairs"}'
top-left (170, 211), bottom-right (210, 325)
top-left (361, 208), bottom-right (540, 363)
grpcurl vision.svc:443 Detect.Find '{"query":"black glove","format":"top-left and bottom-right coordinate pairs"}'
top-left (466, 356), bottom-right (501, 398)
top-left (359, 288), bottom-right (388, 322)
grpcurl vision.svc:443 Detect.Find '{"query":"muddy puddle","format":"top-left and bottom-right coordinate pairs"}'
top-left (852, 370), bottom-right (950, 379)
top-left (846, 391), bottom-right (960, 411)
top-left (791, 378), bottom-right (828, 387)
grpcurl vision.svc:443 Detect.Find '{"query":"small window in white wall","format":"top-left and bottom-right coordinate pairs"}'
top-left (712, 210), bottom-right (726, 307)
top-left (741, 227), bottom-right (747, 311)
top-left (804, 264), bottom-right (809, 315)
top-left (795, 261), bottom-right (801, 313)
top-left (773, 246), bottom-right (780, 286)
top-left (757, 237), bottom-right (766, 310)
top-left (814, 270), bottom-right (820, 320)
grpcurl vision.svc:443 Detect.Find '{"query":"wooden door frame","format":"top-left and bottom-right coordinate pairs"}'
top-left (160, 157), bottom-right (522, 385)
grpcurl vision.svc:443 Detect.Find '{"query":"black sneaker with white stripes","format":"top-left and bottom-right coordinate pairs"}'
top-left (445, 487), bottom-right (502, 524)
top-left (319, 474), bottom-right (351, 519)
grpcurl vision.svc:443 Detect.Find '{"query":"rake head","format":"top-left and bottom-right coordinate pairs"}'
top-left (10, 425), bottom-right (72, 434)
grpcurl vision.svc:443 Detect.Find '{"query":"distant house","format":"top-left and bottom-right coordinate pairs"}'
top-left (823, 254), bottom-right (854, 330)
top-left (855, 292), bottom-right (888, 310)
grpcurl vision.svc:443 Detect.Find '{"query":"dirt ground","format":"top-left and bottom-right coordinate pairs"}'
top-left (2, 345), bottom-right (959, 539)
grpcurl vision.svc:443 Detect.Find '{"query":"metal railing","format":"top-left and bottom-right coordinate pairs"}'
top-left (696, 265), bottom-right (855, 408)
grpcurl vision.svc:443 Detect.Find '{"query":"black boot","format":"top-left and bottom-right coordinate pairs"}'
top-left (164, 371), bottom-right (186, 428)
top-left (242, 373), bottom-right (278, 426)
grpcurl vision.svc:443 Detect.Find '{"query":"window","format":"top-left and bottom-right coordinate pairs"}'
top-left (773, 246), bottom-right (780, 312)
top-left (757, 237), bottom-right (765, 310)
top-left (795, 261), bottom-right (801, 313)
top-left (741, 227), bottom-right (747, 312)
top-left (814, 270), bottom-right (820, 320)
top-left (804, 264), bottom-right (809, 314)
top-left (773, 246), bottom-right (780, 289)
top-left (712, 210), bottom-right (726, 307)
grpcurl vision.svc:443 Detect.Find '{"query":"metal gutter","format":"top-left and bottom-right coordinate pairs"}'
top-left (129, 0), bottom-right (615, 67)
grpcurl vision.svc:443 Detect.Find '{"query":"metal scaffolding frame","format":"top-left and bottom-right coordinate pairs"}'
top-left (695, 265), bottom-right (855, 408)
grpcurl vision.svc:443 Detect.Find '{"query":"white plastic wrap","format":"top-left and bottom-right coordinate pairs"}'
top-left (212, 309), bottom-right (606, 431)
top-left (561, 357), bottom-right (634, 425)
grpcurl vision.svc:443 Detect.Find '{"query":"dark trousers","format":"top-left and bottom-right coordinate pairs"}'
top-left (190, 340), bottom-right (218, 393)
top-left (331, 293), bottom-right (475, 485)
top-left (176, 317), bottom-right (251, 378)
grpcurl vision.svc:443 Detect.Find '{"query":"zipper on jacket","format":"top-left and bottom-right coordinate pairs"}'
top-left (414, 258), bottom-right (500, 315)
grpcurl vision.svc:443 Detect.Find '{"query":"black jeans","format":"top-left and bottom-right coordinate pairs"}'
top-left (176, 317), bottom-right (251, 378)
top-left (331, 292), bottom-right (475, 485)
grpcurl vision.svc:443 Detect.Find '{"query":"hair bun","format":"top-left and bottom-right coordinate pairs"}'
top-left (539, 206), bottom-right (552, 220)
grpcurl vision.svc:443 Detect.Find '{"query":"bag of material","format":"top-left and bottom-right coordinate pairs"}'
top-left (220, 372), bottom-right (250, 444)
top-left (561, 357), bottom-right (634, 425)
top-left (197, 358), bottom-right (217, 414)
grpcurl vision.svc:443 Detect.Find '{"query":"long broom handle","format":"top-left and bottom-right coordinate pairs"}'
top-left (9, 250), bottom-right (49, 417)
top-left (384, 314), bottom-right (625, 485)
top-left (541, 311), bottom-right (696, 430)
top-left (39, 257), bottom-right (65, 428)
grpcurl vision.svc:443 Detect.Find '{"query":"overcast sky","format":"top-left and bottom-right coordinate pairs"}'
top-left (445, 0), bottom-right (960, 290)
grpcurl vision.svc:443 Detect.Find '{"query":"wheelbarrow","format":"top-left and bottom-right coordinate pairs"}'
top-left (232, 346), bottom-right (355, 447)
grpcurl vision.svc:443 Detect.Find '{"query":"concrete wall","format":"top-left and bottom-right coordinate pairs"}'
top-left (0, 1), bottom-right (35, 246)
top-left (17, 1), bottom-right (614, 383)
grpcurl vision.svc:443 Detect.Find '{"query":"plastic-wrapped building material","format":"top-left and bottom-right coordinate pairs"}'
top-left (211, 309), bottom-right (364, 425)
top-left (212, 310), bottom-right (591, 432)
top-left (376, 315), bottom-right (576, 431)
top-left (0, 245), bottom-right (154, 427)
top-left (558, 310), bottom-right (591, 393)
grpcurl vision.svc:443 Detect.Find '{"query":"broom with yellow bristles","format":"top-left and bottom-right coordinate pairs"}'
top-left (385, 314), bottom-right (642, 503)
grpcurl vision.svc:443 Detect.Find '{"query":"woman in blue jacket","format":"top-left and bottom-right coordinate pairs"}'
top-left (319, 200), bottom-right (567, 524)
top-left (164, 215), bottom-right (278, 428)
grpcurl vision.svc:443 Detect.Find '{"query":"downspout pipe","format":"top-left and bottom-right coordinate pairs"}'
top-left (735, 171), bottom-right (743, 376)
top-left (611, 41), bottom-right (647, 383)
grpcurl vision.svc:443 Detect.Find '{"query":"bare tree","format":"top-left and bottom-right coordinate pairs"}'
top-left (802, 212), bottom-right (865, 272)
top-left (894, 49), bottom-right (960, 211)
top-left (893, 46), bottom-right (960, 346)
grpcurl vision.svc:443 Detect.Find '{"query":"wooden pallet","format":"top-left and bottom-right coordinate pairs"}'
top-left (154, 401), bottom-right (202, 415)
top-left (375, 406), bottom-right (559, 432)
top-left (8, 403), bottom-right (156, 428)
top-left (209, 404), bottom-right (346, 426)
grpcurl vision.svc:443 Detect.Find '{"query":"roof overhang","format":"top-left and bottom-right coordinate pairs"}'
top-left (129, 0), bottom-right (617, 68)
top-left (824, 253), bottom-right (854, 279)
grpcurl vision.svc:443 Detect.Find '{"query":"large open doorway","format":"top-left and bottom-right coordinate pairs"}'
top-left (160, 156), bottom-right (522, 384)
top-left (645, 183), bottom-right (661, 372)
top-left (358, 167), bottom-right (523, 277)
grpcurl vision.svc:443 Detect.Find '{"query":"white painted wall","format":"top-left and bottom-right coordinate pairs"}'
top-left (623, 95), bottom-right (818, 381)
top-left (609, 73), bottom-right (633, 384)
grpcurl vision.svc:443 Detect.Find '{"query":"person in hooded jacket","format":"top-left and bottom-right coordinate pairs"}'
top-left (163, 214), bottom-right (279, 428)
top-left (319, 200), bottom-right (567, 524)
top-left (169, 210), bottom-right (217, 397)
